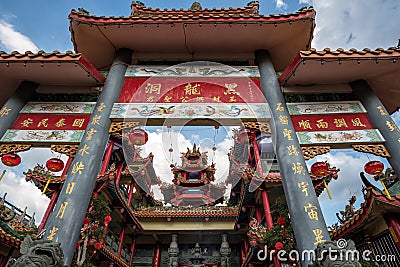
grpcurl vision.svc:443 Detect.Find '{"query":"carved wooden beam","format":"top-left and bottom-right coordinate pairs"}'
top-left (241, 121), bottom-right (271, 133)
top-left (0, 143), bottom-right (32, 156)
top-left (351, 144), bottom-right (391, 158)
top-left (301, 146), bottom-right (331, 160)
top-left (50, 145), bottom-right (79, 158)
top-left (109, 121), bottom-right (140, 133)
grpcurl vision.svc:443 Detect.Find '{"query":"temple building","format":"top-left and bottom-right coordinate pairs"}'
top-left (0, 1), bottom-right (400, 267)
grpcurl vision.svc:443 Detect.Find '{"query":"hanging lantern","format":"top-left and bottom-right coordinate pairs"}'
top-left (236, 128), bottom-right (256, 144)
top-left (275, 241), bottom-right (283, 250)
top-left (46, 158), bottom-right (64, 172)
top-left (1, 153), bottom-right (21, 167)
top-left (94, 242), bottom-right (102, 250)
top-left (364, 160), bottom-right (384, 175)
top-left (311, 162), bottom-right (329, 177)
top-left (128, 129), bottom-right (148, 146)
top-left (104, 215), bottom-right (112, 226)
top-left (277, 217), bottom-right (285, 225)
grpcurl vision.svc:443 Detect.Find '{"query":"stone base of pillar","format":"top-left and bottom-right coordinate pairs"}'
top-left (11, 237), bottom-right (64, 267)
top-left (309, 239), bottom-right (361, 267)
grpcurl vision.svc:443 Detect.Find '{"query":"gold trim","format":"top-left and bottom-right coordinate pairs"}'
top-left (351, 144), bottom-right (391, 158)
top-left (50, 145), bottom-right (78, 158)
top-left (301, 146), bottom-right (331, 160)
top-left (241, 122), bottom-right (271, 133)
top-left (109, 121), bottom-right (140, 133)
top-left (0, 143), bottom-right (31, 156)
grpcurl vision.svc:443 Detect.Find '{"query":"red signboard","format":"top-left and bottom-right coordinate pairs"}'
top-left (291, 114), bottom-right (372, 132)
top-left (12, 114), bottom-right (90, 130)
top-left (118, 77), bottom-right (265, 103)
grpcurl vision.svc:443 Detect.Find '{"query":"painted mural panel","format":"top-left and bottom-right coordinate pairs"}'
top-left (296, 129), bottom-right (384, 145)
top-left (287, 101), bottom-right (366, 115)
top-left (20, 102), bottom-right (95, 114)
top-left (12, 114), bottom-right (90, 130)
top-left (1, 130), bottom-right (85, 143)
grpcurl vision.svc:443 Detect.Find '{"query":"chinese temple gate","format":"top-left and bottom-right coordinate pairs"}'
top-left (1, 1), bottom-right (400, 267)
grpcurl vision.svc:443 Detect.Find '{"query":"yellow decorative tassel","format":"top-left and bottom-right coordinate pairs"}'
top-left (42, 179), bottom-right (51, 195)
top-left (323, 180), bottom-right (332, 200)
top-left (0, 170), bottom-right (6, 182)
top-left (380, 180), bottom-right (392, 200)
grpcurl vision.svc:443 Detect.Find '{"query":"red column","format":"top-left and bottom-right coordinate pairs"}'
top-left (385, 214), bottom-right (400, 250)
top-left (252, 137), bottom-right (263, 175)
top-left (255, 206), bottom-right (263, 223)
top-left (129, 237), bottom-right (136, 267)
top-left (118, 225), bottom-right (126, 257)
top-left (127, 182), bottom-right (135, 207)
top-left (152, 243), bottom-right (161, 267)
top-left (100, 140), bottom-right (115, 175)
top-left (261, 190), bottom-right (273, 229)
top-left (115, 163), bottom-right (124, 187)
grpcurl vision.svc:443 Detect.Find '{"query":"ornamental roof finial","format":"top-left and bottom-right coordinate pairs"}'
top-left (190, 1), bottom-right (203, 11)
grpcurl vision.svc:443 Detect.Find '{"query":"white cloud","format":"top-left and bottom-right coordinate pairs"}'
top-left (276, 0), bottom-right (288, 10)
top-left (311, 0), bottom-right (400, 49)
top-left (299, 0), bottom-right (312, 4)
top-left (0, 19), bottom-right (38, 52)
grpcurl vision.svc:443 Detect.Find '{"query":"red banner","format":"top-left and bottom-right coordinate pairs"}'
top-left (118, 77), bottom-right (265, 103)
top-left (12, 114), bottom-right (90, 130)
top-left (291, 114), bottom-right (373, 132)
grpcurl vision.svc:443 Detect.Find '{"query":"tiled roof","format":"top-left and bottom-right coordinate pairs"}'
top-left (69, 5), bottom-right (314, 23)
top-left (0, 227), bottom-right (21, 248)
top-left (300, 47), bottom-right (400, 57)
top-left (0, 50), bottom-right (81, 59)
top-left (132, 206), bottom-right (239, 218)
top-left (330, 187), bottom-right (400, 239)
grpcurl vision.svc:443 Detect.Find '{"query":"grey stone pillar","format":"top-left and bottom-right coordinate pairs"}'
top-left (220, 234), bottom-right (231, 267)
top-left (43, 49), bottom-right (132, 266)
top-left (255, 50), bottom-right (330, 266)
top-left (351, 80), bottom-right (400, 176)
top-left (0, 81), bottom-right (37, 138)
top-left (168, 234), bottom-right (179, 267)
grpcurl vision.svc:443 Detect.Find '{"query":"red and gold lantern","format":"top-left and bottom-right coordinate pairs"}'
top-left (46, 158), bottom-right (64, 172)
top-left (104, 215), bottom-right (112, 226)
top-left (128, 129), bottom-right (148, 146)
top-left (1, 153), bottom-right (21, 167)
top-left (236, 128), bottom-right (256, 144)
top-left (275, 241), bottom-right (283, 250)
top-left (364, 160), bottom-right (384, 175)
top-left (311, 162), bottom-right (329, 177)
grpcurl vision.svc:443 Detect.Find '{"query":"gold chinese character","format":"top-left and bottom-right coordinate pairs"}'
top-left (72, 119), bottom-right (85, 127)
top-left (313, 229), bottom-right (326, 245)
top-left (351, 118), bottom-right (366, 127)
top-left (287, 145), bottom-right (299, 156)
top-left (47, 226), bottom-right (59, 241)
top-left (21, 118), bottom-right (33, 127)
top-left (333, 118), bottom-right (348, 128)
top-left (386, 121), bottom-right (398, 132)
top-left (279, 115), bottom-right (289, 125)
top-left (66, 182), bottom-right (75, 195)
top-left (316, 119), bottom-right (328, 129)
top-left (229, 96), bottom-right (237, 102)
top-left (91, 115), bottom-right (101, 125)
top-left (37, 118), bottom-right (49, 128)
top-left (195, 96), bottom-right (204, 102)
top-left (223, 83), bottom-right (240, 95)
top-left (298, 181), bottom-right (309, 196)
top-left (184, 83), bottom-right (201, 95)
top-left (78, 144), bottom-right (90, 156)
top-left (181, 96), bottom-right (188, 103)
top-left (71, 161), bottom-right (85, 174)
top-left (0, 107), bottom-right (11, 117)
top-left (283, 129), bottom-right (293, 140)
top-left (298, 120), bottom-right (312, 130)
top-left (164, 96), bottom-right (172, 102)
top-left (86, 128), bottom-right (97, 141)
top-left (145, 83), bottom-right (161, 95)
top-left (276, 103), bottom-right (284, 112)
top-left (56, 201), bottom-right (69, 219)
top-left (292, 162), bottom-right (305, 175)
top-left (55, 118), bottom-right (66, 128)
top-left (377, 105), bottom-right (386, 115)
top-left (146, 96), bottom-right (154, 102)
top-left (97, 102), bottom-right (106, 112)
top-left (304, 203), bottom-right (319, 220)
top-left (213, 96), bottom-right (221, 102)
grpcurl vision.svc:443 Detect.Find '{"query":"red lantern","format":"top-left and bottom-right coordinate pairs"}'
top-left (46, 158), bottom-right (64, 172)
top-left (364, 160), bottom-right (384, 175)
top-left (104, 215), bottom-right (112, 226)
top-left (277, 217), bottom-right (285, 225)
top-left (94, 242), bottom-right (102, 250)
top-left (236, 128), bottom-right (256, 144)
top-left (275, 241), bottom-right (283, 250)
top-left (311, 162), bottom-right (329, 177)
top-left (1, 153), bottom-right (21, 167)
top-left (128, 129), bottom-right (148, 146)
top-left (83, 217), bottom-right (90, 225)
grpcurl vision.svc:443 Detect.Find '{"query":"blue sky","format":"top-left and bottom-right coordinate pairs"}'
top-left (1, 0), bottom-right (400, 227)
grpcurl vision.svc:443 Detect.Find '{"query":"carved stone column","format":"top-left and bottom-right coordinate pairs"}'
top-left (168, 234), bottom-right (179, 267)
top-left (220, 234), bottom-right (231, 267)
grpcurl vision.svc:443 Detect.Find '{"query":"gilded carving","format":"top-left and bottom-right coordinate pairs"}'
top-left (301, 146), bottom-right (331, 160)
top-left (351, 144), bottom-right (390, 158)
top-left (0, 143), bottom-right (32, 156)
top-left (241, 122), bottom-right (271, 133)
top-left (50, 145), bottom-right (78, 158)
